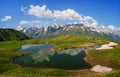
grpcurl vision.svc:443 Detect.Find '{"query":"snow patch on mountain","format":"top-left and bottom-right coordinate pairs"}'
top-left (16, 23), bottom-right (120, 41)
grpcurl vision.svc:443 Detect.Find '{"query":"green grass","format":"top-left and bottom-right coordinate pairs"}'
top-left (86, 44), bottom-right (120, 77)
top-left (104, 70), bottom-right (120, 77)
top-left (2, 67), bottom-right (76, 76)
top-left (46, 34), bottom-right (113, 50)
top-left (86, 45), bottom-right (120, 69)
top-left (0, 34), bottom-right (119, 77)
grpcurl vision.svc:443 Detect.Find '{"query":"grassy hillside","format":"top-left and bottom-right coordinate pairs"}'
top-left (48, 34), bottom-right (112, 49)
top-left (0, 28), bottom-right (30, 41)
top-left (0, 34), bottom-right (119, 77)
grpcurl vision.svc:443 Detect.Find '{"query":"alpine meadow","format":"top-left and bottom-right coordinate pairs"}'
top-left (0, 0), bottom-right (120, 77)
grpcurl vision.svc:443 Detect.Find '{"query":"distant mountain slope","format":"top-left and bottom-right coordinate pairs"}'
top-left (16, 23), bottom-right (120, 41)
top-left (0, 28), bottom-right (30, 41)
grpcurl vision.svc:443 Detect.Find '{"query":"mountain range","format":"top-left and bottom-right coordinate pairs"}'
top-left (16, 23), bottom-right (120, 41)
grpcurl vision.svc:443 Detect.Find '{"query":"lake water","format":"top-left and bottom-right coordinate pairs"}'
top-left (14, 44), bottom-right (92, 69)
top-left (18, 44), bottom-right (54, 52)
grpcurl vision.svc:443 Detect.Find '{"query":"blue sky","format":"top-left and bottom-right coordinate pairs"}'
top-left (0, 0), bottom-right (119, 28)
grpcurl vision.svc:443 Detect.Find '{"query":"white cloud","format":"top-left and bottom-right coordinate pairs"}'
top-left (91, 23), bottom-right (98, 26)
top-left (21, 6), bottom-right (26, 12)
top-left (28, 5), bottom-right (53, 18)
top-left (101, 25), bottom-right (106, 29)
top-left (1, 16), bottom-right (12, 21)
top-left (53, 9), bottom-right (82, 20)
top-left (22, 5), bottom-right (98, 27)
top-left (21, 6), bottom-right (28, 14)
top-left (84, 16), bottom-right (96, 22)
top-left (82, 16), bottom-right (98, 27)
top-left (107, 25), bottom-right (115, 30)
top-left (23, 5), bottom-right (82, 20)
top-left (20, 20), bottom-right (30, 25)
top-left (84, 16), bottom-right (97, 24)
top-left (31, 20), bottom-right (40, 23)
top-left (19, 20), bottom-right (40, 25)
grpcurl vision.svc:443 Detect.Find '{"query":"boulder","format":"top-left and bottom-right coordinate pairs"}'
top-left (90, 65), bottom-right (113, 73)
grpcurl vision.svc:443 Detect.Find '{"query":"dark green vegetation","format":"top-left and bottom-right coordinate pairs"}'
top-left (0, 34), bottom-right (119, 77)
top-left (0, 28), bottom-right (30, 41)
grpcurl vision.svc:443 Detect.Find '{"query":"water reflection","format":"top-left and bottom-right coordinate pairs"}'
top-left (18, 44), bottom-right (54, 52)
top-left (14, 44), bottom-right (92, 69)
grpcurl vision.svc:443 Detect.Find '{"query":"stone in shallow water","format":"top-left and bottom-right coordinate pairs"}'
top-left (90, 65), bottom-right (113, 73)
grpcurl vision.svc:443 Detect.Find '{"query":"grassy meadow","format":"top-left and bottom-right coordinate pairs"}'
top-left (0, 34), bottom-right (120, 77)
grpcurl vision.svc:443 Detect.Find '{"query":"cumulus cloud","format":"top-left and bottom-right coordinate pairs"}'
top-left (107, 25), bottom-right (115, 30)
top-left (19, 20), bottom-right (30, 25)
top-left (21, 6), bottom-right (28, 14)
top-left (101, 25), bottom-right (106, 29)
top-left (22, 5), bottom-right (82, 20)
top-left (84, 16), bottom-right (97, 23)
top-left (28, 5), bottom-right (53, 18)
top-left (22, 5), bottom-right (98, 27)
top-left (53, 9), bottom-right (82, 20)
top-left (91, 23), bottom-right (98, 26)
top-left (83, 16), bottom-right (98, 26)
top-left (19, 20), bottom-right (40, 25)
top-left (1, 16), bottom-right (12, 21)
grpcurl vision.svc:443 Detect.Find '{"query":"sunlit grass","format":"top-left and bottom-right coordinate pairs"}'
top-left (0, 34), bottom-right (119, 76)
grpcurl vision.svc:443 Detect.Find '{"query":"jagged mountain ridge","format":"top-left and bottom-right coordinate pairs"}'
top-left (16, 23), bottom-right (120, 41)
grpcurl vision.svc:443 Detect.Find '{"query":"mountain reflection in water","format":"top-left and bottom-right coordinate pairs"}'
top-left (14, 44), bottom-right (92, 70)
